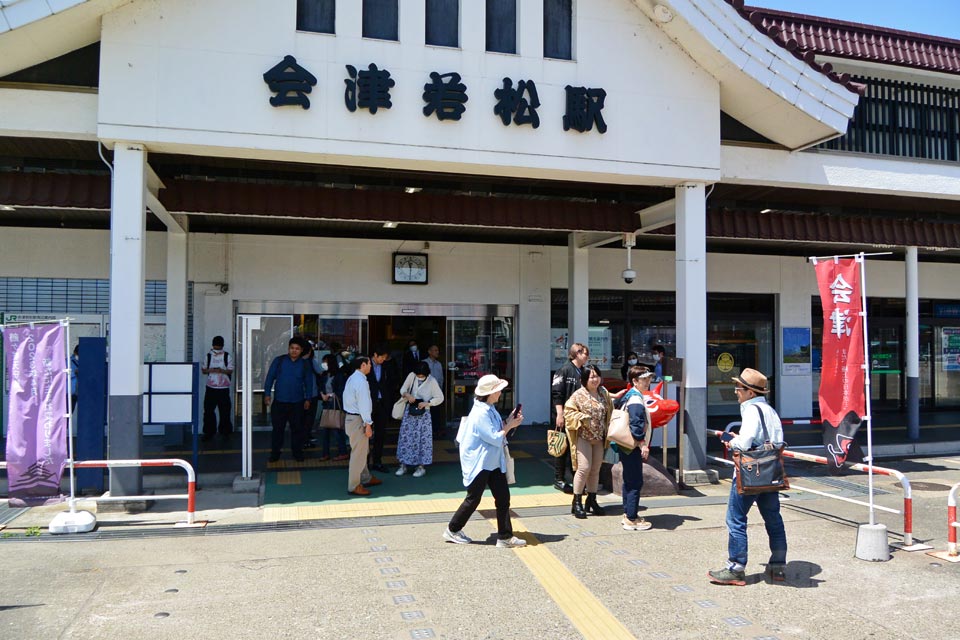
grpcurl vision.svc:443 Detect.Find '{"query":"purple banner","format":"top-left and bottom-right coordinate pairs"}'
top-left (4, 323), bottom-right (68, 505)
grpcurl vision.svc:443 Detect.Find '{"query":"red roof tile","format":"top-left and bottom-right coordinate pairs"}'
top-left (738, 3), bottom-right (960, 77)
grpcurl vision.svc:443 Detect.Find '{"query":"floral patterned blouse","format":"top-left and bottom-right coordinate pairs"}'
top-left (564, 387), bottom-right (610, 442)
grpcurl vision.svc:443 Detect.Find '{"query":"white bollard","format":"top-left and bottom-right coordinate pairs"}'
top-left (855, 523), bottom-right (890, 562)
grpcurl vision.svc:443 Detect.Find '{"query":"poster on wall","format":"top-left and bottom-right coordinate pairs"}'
top-left (550, 327), bottom-right (612, 370)
top-left (781, 327), bottom-right (812, 376)
top-left (942, 327), bottom-right (960, 371)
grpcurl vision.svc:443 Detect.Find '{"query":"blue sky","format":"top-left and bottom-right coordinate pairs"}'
top-left (750, 1), bottom-right (960, 40)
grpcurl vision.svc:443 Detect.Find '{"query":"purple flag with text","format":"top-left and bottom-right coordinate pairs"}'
top-left (3, 323), bottom-right (68, 505)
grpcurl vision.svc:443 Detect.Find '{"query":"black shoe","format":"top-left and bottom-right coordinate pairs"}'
top-left (371, 464), bottom-right (390, 473)
top-left (553, 480), bottom-right (566, 492)
top-left (571, 494), bottom-right (587, 519)
top-left (585, 493), bottom-right (606, 516)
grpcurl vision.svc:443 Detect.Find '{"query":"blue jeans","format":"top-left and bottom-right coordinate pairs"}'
top-left (619, 446), bottom-right (644, 520)
top-left (725, 480), bottom-right (787, 570)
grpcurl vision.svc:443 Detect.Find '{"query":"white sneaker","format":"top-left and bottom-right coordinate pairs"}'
top-left (496, 536), bottom-right (527, 548)
top-left (621, 516), bottom-right (653, 531)
top-left (412, 466), bottom-right (426, 478)
top-left (395, 465), bottom-right (407, 476)
top-left (443, 528), bottom-right (472, 544)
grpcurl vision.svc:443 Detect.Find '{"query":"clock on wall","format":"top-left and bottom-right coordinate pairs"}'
top-left (393, 252), bottom-right (429, 284)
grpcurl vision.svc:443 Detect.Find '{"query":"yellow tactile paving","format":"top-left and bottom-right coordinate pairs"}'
top-left (492, 519), bottom-right (635, 640)
top-left (275, 471), bottom-right (301, 485)
top-left (261, 489), bottom-right (582, 522)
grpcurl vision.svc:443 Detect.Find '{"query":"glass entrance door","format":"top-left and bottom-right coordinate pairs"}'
top-left (869, 325), bottom-right (903, 409)
top-left (447, 317), bottom-right (514, 418)
top-left (235, 314), bottom-right (294, 428)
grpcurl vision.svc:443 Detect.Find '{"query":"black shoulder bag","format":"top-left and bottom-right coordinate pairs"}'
top-left (732, 406), bottom-right (790, 495)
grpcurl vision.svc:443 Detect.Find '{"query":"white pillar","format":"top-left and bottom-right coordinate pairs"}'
top-left (108, 143), bottom-right (147, 496)
top-left (518, 248), bottom-right (551, 424)
top-left (675, 182), bottom-right (708, 474)
top-left (905, 246), bottom-right (920, 440)
top-left (568, 233), bottom-right (589, 344)
top-left (777, 257), bottom-right (814, 418)
top-left (165, 225), bottom-right (187, 361)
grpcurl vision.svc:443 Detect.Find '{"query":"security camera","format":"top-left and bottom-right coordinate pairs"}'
top-left (622, 269), bottom-right (637, 284)
top-left (622, 233), bottom-right (637, 284)
top-left (218, 283), bottom-right (229, 294)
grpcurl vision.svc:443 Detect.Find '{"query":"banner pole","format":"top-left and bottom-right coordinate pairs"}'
top-left (858, 253), bottom-right (876, 526)
top-left (63, 319), bottom-right (77, 515)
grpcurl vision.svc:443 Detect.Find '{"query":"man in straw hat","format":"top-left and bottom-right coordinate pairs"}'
top-left (708, 367), bottom-right (787, 586)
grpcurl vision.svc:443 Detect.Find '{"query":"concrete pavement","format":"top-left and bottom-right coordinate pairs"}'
top-left (1, 454), bottom-right (960, 639)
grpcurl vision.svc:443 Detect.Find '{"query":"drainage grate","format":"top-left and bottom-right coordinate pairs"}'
top-left (810, 476), bottom-right (891, 496)
top-left (0, 506), bottom-right (28, 526)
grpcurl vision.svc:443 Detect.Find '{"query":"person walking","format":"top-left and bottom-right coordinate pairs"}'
top-left (443, 374), bottom-right (526, 548)
top-left (343, 357), bottom-right (382, 496)
top-left (395, 361), bottom-right (444, 478)
top-left (564, 364), bottom-right (613, 519)
top-left (551, 342), bottom-right (590, 493)
top-left (709, 368), bottom-right (787, 586)
top-left (200, 336), bottom-right (234, 442)
top-left (263, 337), bottom-right (312, 463)
top-left (617, 366), bottom-right (655, 531)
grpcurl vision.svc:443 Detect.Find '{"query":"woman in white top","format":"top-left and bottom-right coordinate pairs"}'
top-left (395, 361), bottom-right (444, 477)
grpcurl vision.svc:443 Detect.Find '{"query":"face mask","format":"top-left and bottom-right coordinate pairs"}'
top-left (416, 377), bottom-right (427, 383)
top-left (321, 362), bottom-right (329, 371)
top-left (410, 345), bottom-right (418, 352)
top-left (653, 354), bottom-right (661, 362)
top-left (627, 358), bottom-right (638, 365)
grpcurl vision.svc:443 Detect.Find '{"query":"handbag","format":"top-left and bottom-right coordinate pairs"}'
top-left (318, 396), bottom-right (345, 430)
top-left (505, 444), bottom-right (516, 485)
top-left (605, 408), bottom-right (635, 452)
top-left (391, 397), bottom-right (408, 420)
top-left (546, 429), bottom-right (568, 457)
top-left (732, 406), bottom-right (790, 495)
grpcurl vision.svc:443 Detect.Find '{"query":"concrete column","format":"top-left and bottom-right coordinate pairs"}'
top-left (567, 233), bottom-right (589, 345)
top-left (675, 182), bottom-right (708, 475)
top-left (518, 248), bottom-right (551, 424)
top-left (165, 225), bottom-right (187, 361)
top-left (777, 257), bottom-right (814, 418)
top-left (905, 246), bottom-right (920, 440)
top-left (108, 143), bottom-right (147, 496)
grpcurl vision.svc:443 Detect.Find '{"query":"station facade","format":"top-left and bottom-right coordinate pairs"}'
top-left (2, 0), bottom-right (960, 491)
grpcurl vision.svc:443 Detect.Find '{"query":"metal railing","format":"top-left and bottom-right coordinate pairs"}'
top-left (707, 429), bottom-right (914, 546)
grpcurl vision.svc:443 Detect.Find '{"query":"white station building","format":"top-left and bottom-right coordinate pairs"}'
top-left (2, 0), bottom-right (960, 493)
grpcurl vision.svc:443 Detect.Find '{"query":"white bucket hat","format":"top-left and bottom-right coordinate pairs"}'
top-left (475, 374), bottom-right (509, 396)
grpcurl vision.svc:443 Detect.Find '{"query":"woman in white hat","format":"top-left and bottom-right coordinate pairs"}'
top-left (443, 374), bottom-right (527, 548)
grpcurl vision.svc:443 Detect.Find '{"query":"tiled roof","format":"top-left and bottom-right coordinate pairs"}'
top-left (738, 2), bottom-right (960, 77)
top-left (724, 1), bottom-right (865, 94)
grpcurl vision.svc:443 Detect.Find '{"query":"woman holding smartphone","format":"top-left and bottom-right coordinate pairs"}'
top-left (443, 374), bottom-right (526, 548)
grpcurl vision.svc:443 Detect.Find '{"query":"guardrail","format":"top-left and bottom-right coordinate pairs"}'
top-left (707, 429), bottom-right (914, 546)
top-left (1, 458), bottom-right (198, 527)
top-left (928, 482), bottom-right (960, 560)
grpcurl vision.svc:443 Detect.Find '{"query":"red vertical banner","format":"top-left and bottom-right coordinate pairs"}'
top-left (815, 258), bottom-right (866, 470)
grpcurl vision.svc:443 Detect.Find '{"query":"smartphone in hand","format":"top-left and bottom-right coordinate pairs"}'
top-left (511, 403), bottom-right (523, 418)
top-left (720, 431), bottom-right (736, 443)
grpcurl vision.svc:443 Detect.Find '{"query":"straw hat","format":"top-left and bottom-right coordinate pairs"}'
top-left (475, 374), bottom-right (509, 396)
top-left (731, 368), bottom-right (769, 394)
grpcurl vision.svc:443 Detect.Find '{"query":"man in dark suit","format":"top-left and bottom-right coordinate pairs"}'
top-left (368, 343), bottom-right (400, 472)
top-left (401, 339), bottom-right (422, 378)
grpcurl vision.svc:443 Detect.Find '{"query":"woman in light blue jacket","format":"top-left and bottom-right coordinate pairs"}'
top-left (443, 374), bottom-right (526, 548)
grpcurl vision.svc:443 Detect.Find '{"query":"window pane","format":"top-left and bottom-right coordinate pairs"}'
top-left (363, 0), bottom-right (399, 41)
top-left (543, 0), bottom-right (572, 59)
top-left (297, 0), bottom-right (335, 34)
top-left (486, 0), bottom-right (516, 54)
top-left (426, 0), bottom-right (459, 47)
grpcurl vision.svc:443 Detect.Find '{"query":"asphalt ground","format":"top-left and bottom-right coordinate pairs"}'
top-left (1, 451), bottom-right (960, 639)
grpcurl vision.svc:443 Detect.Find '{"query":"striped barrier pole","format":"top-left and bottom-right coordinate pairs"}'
top-left (707, 429), bottom-right (914, 546)
top-left (71, 459), bottom-right (198, 525)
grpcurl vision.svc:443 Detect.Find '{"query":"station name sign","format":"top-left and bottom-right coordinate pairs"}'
top-left (263, 55), bottom-right (607, 134)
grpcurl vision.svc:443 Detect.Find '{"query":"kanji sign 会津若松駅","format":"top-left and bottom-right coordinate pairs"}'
top-left (263, 57), bottom-right (606, 133)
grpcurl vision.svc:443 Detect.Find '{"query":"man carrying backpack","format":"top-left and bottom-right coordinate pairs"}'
top-left (201, 336), bottom-right (234, 442)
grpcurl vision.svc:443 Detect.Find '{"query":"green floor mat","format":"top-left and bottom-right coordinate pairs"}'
top-left (263, 459), bottom-right (555, 506)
